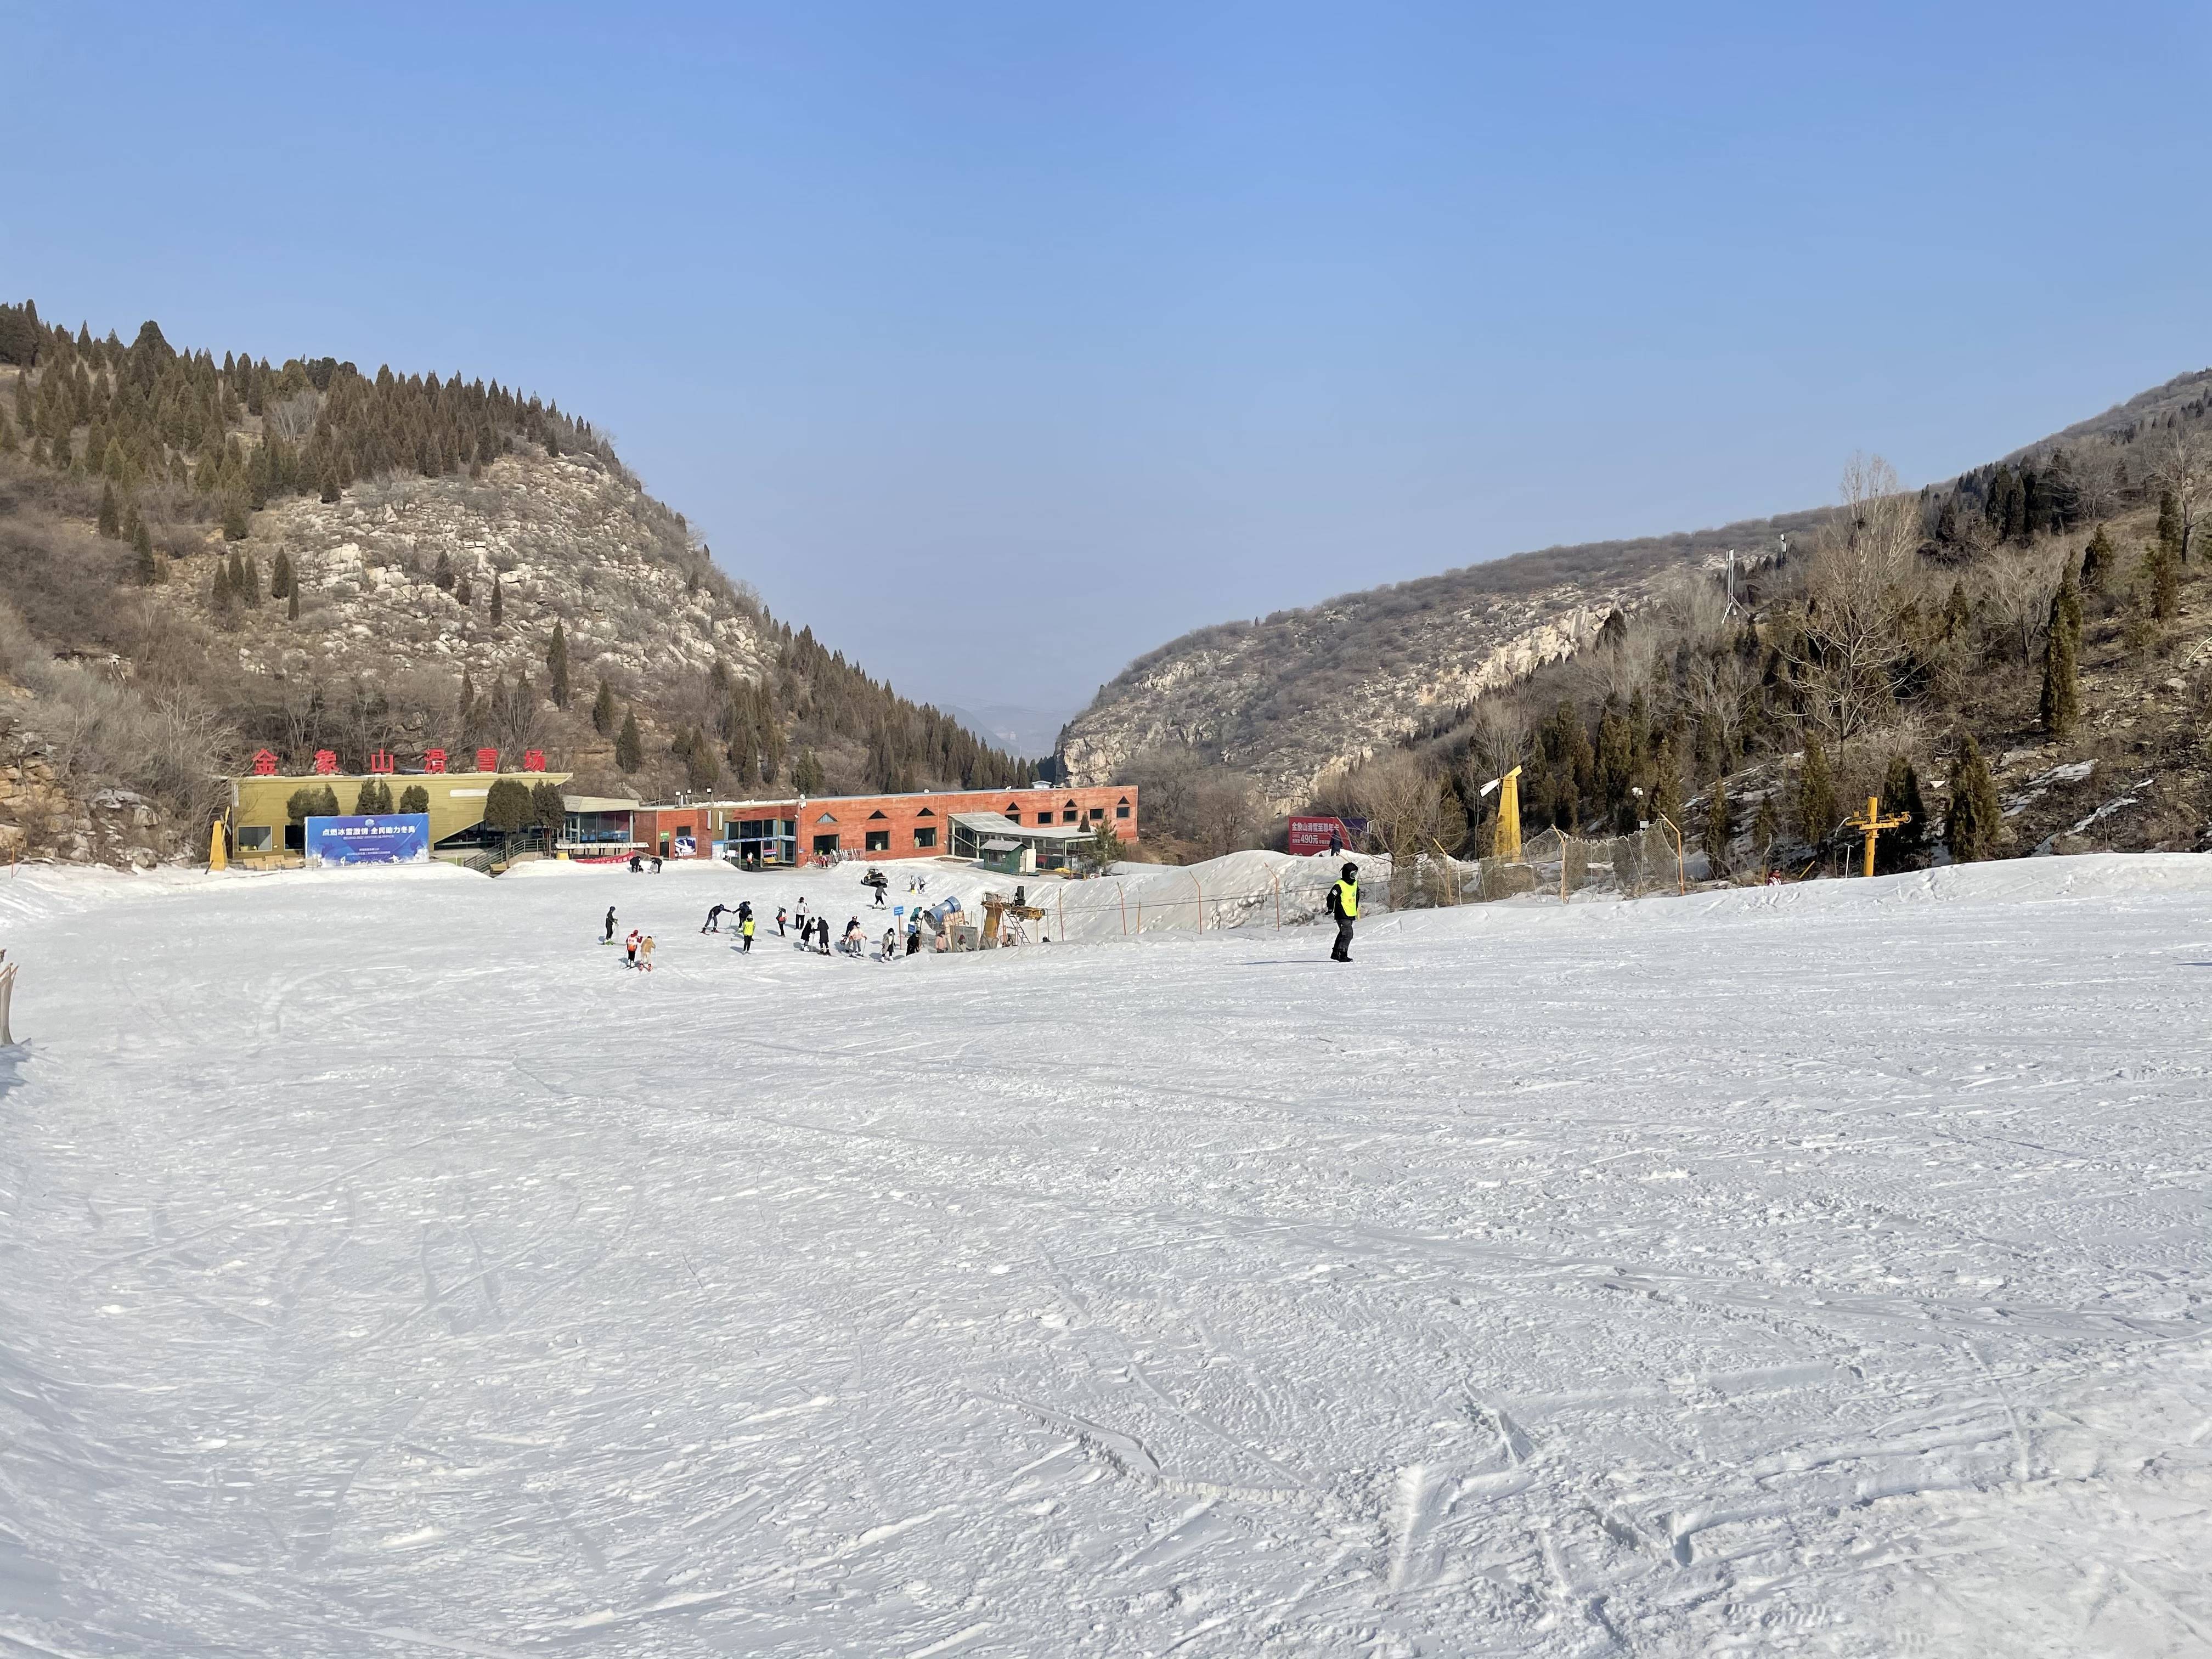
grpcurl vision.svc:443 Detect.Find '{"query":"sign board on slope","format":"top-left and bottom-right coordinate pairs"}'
top-left (1288, 815), bottom-right (1367, 856)
top-left (303, 814), bottom-right (432, 867)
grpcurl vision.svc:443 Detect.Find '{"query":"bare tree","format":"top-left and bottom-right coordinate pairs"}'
top-left (1775, 454), bottom-right (1926, 748)
top-left (1980, 548), bottom-right (2064, 664)
top-left (263, 391), bottom-right (321, 443)
top-left (2152, 427), bottom-right (2210, 562)
top-left (1353, 752), bottom-right (1464, 902)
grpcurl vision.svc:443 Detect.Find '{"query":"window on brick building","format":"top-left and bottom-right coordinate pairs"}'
top-left (865, 830), bottom-right (890, 852)
top-left (914, 827), bottom-right (936, 849)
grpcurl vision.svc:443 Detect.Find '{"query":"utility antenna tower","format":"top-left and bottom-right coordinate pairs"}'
top-left (1723, 549), bottom-right (1740, 618)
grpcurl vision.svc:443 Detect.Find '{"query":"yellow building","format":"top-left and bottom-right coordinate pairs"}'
top-left (228, 769), bottom-right (573, 862)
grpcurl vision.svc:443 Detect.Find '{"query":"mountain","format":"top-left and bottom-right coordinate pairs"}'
top-left (1060, 369), bottom-right (2212, 825)
top-left (0, 300), bottom-right (1030, 864)
top-left (943, 702), bottom-right (1074, 763)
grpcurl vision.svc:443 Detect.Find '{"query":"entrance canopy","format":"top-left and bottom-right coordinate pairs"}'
top-left (950, 812), bottom-right (1087, 869)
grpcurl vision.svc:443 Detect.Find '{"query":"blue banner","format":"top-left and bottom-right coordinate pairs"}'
top-left (303, 813), bottom-right (432, 867)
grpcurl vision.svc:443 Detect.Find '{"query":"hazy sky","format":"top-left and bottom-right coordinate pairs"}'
top-left (9, 3), bottom-right (2211, 725)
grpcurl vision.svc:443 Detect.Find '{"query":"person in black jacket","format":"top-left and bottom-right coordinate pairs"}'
top-left (1324, 862), bottom-right (1359, 962)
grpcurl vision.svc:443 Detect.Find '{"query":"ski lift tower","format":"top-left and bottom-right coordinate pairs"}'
top-left (1723, 549), bottom-right (1740, 619)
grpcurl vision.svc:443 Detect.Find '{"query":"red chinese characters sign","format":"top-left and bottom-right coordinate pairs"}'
top-left (250, 749), bottom-right (279, 776)
top-left (423, 749), bottom-right (447, 774)
top-left (475, 748), bottom-right (500, 773)
top-left (313, 750), bottom-right (340, 776)
top-left (522, 749), bottom-right (545, 772)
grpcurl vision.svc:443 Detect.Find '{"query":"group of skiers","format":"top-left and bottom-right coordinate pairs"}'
top-left (599, 863), bottom-right (1365, 969)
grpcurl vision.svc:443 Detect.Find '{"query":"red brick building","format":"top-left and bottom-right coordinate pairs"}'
top-left (631, 783), bottom-right (1137, 866)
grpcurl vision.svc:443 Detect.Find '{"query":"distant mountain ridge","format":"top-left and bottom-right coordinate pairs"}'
top-left (1060, 368), bottom-right (2212, 811)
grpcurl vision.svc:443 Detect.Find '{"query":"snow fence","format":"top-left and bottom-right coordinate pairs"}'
top-left (1016, 824), bottom-right (1690, 943)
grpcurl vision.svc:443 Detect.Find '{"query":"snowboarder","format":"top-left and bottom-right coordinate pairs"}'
top-left (624, 928), bottom-right (642, 969)
top-left (1325, 862), bottom-right (1359, 963)
top-left (740, 913), bottom-right (755, 953)
top-left (603, 906), bottom-right (618, 943)
top-left (702, 903), bottom-right (730, 934)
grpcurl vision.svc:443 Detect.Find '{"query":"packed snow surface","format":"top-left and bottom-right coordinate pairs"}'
top-left (2, 853), bottom-right (2209, 1657)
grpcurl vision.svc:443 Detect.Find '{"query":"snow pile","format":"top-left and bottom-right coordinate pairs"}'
top-left (2, 854), bottom-right (2209, 1656)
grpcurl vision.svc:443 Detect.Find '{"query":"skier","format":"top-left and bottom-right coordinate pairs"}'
top-left (842, 916), bottom-right (864, 955)
top-left (740, 912), bottom-right (756, 953)
top-left (814, 917), bottom-right (832, 955)
top-left (603, 905), bottom-right (618, 943)
top-left (1324, 862), bottom-right (1359, 963)
top-left (776, 905), bottom-right (789, 938)
top-left (702, 903), bottom-right (729, 934)
top-left (882, 924), bottom-right (898, 961)
top-left (624, 928), bottom-right (642, 969)
top-left (638, 934), bottom-right (657, 972)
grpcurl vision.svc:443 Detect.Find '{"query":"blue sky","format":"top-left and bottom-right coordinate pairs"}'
top-left (8, 3), bottom-right (2210, 729)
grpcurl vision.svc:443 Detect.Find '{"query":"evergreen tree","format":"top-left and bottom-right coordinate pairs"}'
top-left (132, 520), bottom-right (156, 585)
top-left (1751, 793), bottom-right (1781, 872)
top-left (2144, 535), bottom-right (2181, 622)
top-left (398, 784), bottom-right (430, 814)
top-left (545, 619), bottom-right (571, 709)
top-left (683, 726), bottom-right (720, 791)
top-left (1702, 775), bottom-right (1733, 877)
top-left (1944, 735), bottom-right (2002, 862)
top-left (221, 495), bottom-right (250, 541)
top-left (1795, 733), bottom-right (1837, 847)
top-left (530, 780), bottom-right (566, 838)
top-left (433, 549), bottom-right (454, 590)
top-left (1878, 754), bottom-right (1927, 871)
top-left (2157, 489), bottom-right (2182, 563)
top-left (2039, 565), bottom-right (2083, 738)
top-left (590, 676), bottom-right (616, 736)
top-left (96, 480), bottom-right (120, 538)
top-left (489, 578), bottom-right (504, 628)
top-left (454, 574), bottom-right (472, 609)
top-left (792, 748), bottom-right (825, 795)
top-left (483, 777), bottom-right (532, 833)
top-left (239, 554), bottom-right (261, 607)
top-left (614, 708), bottom-right (644, 773)
top-left (209, 558), bottom-right (234, 622)
top-left (287, 582), bottom-right (300, 621)
top-left (354, 778), bottom-right (394, 814)
top-left (269, 548), bottom-right (292, 599)
top-left (2080, 524), bottom-right (2115, 592)
top-left (1940, 579), bottom-right (1971, 638)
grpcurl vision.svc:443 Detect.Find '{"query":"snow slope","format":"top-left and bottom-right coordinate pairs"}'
top-left (1, 854), bottom-right (2208, 1657)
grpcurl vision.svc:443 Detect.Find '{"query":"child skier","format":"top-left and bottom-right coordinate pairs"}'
top-left (638, 934), bottom-right (657, 972)
top-left (624, 928), bottom-right (642, 969)
top-left (776, 906), bottom-right (788, 937)
top-left (740, 913), bottom-right (756, 953)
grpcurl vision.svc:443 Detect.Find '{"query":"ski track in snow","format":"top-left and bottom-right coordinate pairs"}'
top-left (1, 854), bottom-right (2208, 1657)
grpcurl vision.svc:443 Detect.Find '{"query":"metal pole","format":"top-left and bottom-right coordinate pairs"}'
top-left (1120, 883), bottom-right (1127, 935)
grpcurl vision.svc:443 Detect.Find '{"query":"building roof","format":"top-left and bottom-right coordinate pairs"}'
top-left (951, 811), bottom-right (1086, 843)
top-left (561, 795), bottom-right (642, 814)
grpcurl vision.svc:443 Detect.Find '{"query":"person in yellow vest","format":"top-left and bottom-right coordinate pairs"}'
top-left (739, 912), bottom-right (755, 953)
top-left (1324, 861), bottom-right (1359, 962)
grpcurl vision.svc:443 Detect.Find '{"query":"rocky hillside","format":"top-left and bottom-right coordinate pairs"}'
top-left (0, 300), bottom-right (1029, 863)
top-left (1061, 515), bottom-right (1828, 813)
top-left (1064, 369), bottom-right (2212, 816)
